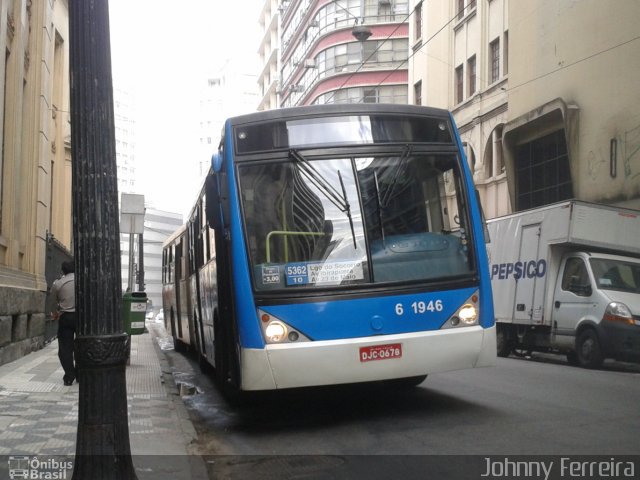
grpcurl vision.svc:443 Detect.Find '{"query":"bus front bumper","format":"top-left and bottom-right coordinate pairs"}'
top-left (240, 324), bottom-right (496, 390)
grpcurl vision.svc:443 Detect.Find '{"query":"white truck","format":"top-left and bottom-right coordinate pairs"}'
top-left (487, 200), bottom-right (640, 368)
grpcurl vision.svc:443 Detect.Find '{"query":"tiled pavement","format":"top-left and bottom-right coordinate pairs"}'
top-left (0, 322), bottom-right (208, 479)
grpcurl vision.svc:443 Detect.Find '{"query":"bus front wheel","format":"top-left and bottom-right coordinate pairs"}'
top-left (213, 310), bottom-right (243, 404)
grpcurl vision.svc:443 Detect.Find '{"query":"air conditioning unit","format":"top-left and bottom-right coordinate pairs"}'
top-left (379, 0), bottom-right (391, 5)
top-left (303, 59), bottom-right (316, 68)
top-left (308, 20), bottom-right (319, 28)
top-left (290, 84), bottom-right (304, 93)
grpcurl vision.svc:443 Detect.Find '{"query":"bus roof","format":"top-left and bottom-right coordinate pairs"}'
top-left (162, 223), bottom-right (187, 249)
top-left (226, 103), bottom-right (451, 128)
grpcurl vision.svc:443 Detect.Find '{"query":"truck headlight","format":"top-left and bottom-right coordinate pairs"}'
top-left (603, 302), bottom-right (635, 326)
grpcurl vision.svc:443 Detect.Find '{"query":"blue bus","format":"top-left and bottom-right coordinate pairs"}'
top-left (162, 104), bottom-right (495, 399)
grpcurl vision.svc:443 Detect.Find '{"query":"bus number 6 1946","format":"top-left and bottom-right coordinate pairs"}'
top-left (395, 300), bottom-right (444, 316)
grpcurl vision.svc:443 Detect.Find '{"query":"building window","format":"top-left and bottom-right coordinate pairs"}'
top-left (457, 0), bottom-right (465, 20)
top-left (469, 0), bottom-right (476, 10)
top-left (467, 56), bottom-right (476, 97)
top-left (414, 80), bottom-right (422, 105)
top-left (414, 2), bottom-right (422, 41)
top-left (313, 85), bottom-right (408, 105)
top-left (363, 88), bottom-right (378, 103)
top-left (515, 130), bottom-right (573, 211)
top-left (484, 125), bottom-right (504, 179)
top-left (489, 38), bottom-right (500, 84)
top-left (455, 65), bottom-right (464, 104)
top-left (504, 31), bottom-right (509, 75)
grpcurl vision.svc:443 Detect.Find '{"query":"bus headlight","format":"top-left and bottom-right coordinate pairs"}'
top-left (265, 321), bottom-right (287, 342)
top-left (440, 292), bottom-right (480, 329)
top-left (459, 304), bottom-right (478, 325)
top-left (258, 309), bottom-right (311, 344)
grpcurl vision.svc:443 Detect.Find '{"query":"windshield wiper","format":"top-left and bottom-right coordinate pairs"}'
top-left (373, 170), bottom-right (386, 245)
top-left (289, 149), bottom-right (357, 249)
top-left (380, 144), bottom-right (412, 208)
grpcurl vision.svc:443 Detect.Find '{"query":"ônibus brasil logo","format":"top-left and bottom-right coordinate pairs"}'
top-left (7, 456), bottom-right (72, 479)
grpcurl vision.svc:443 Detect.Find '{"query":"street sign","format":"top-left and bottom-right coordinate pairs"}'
top-left (120, 193), bottom-right (145, 234)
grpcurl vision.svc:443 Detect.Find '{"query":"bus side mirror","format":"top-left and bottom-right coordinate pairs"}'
top-left (219, 172), bottom-right (231, 228)
top-left (205, 174), bottom-right (221, 231)
top-left (476, 190), bottom-right (490, 243)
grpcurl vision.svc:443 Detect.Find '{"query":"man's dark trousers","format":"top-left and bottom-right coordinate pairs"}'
top-left (58, 312), bottom-right (77, 383)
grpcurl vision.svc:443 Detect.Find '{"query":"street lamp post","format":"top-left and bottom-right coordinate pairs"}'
top-left (68, 0), bottom-right (137, 478)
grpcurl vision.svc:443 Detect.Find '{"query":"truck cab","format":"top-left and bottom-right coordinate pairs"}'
top-left (552, 252), bottom-right (640, 367)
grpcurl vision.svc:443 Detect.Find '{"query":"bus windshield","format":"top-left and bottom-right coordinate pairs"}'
top-left (238, 153), bottom-right (474, 291)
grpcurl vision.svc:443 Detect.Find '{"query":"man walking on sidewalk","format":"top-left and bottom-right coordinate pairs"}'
top-left (51, 260), bottom-right (77, 386)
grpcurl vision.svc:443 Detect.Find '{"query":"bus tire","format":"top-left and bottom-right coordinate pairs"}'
top-left (213, 311), bottom-right (226, 384)
top-left (386, 375), bottom-right (427, 388)
top-left (213, 310), bottom-right (243, 404)
top-left (576, 329), bottom-right (604, 369)
top-left (198, 353), bottom-right (212, 374)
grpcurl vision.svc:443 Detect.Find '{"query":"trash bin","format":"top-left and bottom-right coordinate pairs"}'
top-left (122, 291), bottom-right (147, 336)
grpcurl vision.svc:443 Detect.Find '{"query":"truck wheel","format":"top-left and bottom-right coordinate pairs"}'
top-left (576, 329), bottom-right (604, 369)
top-left (496, 326), bottom-right (513, 357)
top-left (566, 351), bottom-right (579, 366)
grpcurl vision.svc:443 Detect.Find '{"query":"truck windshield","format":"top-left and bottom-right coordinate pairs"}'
top-left (238, 153), bottom-right (474, 291)
top-left (590, 258), bottom-right (640, 294)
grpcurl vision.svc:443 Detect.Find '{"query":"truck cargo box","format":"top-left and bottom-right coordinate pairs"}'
top-left (487, 201), bottom-right (640, 327)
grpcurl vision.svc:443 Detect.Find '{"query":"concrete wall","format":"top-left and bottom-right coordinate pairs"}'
top-left (0, 286), bottom-right (47, 365)
top-left (506, 0), bottom-right (640, 209)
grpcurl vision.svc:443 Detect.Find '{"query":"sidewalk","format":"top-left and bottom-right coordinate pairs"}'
top-left (0, 321), bottom-right (208, 479)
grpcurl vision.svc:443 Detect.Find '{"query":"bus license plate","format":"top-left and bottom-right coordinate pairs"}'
top-left (359, 343), bottom-right (402, 362)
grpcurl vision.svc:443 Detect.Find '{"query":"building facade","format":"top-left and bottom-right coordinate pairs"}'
top-left (409, 0), bottom-right (509, 219)
top-left (409, 0), bottom-right (640, 217)
top-left (258, 0), bottom-right (282, 111)
top-left (0, 0), bottom-right (72, 365)
top-left (272, 0), bottom-right (410, 108)
top-left (198, 60), bottom-right (260, 176)
top-left (114, 87), bottom-right (138, 195)
top-left (503, 0), bottom-right (640, 211)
